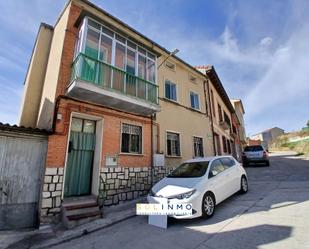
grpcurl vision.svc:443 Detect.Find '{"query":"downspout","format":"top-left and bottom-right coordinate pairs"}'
top-left (205, 79), bottom-right (216, 156)
top-left (52, 95), bottom-right (62, 133)
top-left (150, 114), bottom-right (154, 187)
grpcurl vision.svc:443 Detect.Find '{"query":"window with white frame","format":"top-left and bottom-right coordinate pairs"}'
top-left (193, 137), bottom-right (204, 157)
top-left (121, 123), bottom-right (142, 154)
top-left (165, 80), bottom-right (177, 101)
top-left (190, 91), bottom-right (200, 110)
top-left (166, 132), bottom-right (180, 156)
top-left (75, 17), bottom-right (157, 83)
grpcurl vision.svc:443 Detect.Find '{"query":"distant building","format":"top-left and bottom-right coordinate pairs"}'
top-left (230, 99), bottom-right (246, 160)
top-left (250, 127), bottom-right (284, 150)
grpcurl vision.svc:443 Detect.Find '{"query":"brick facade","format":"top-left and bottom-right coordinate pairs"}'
top-left (40, 3), bottom-right (163, 222)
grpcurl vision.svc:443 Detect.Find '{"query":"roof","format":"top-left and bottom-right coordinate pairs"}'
top-left (261, 127), bottom-right (285, 133)
top-left (195, 65), bottom-right (213, 70)
top-left (202, 65), bottom-right (235, 114)
top-left (0, 123), bottom-right (51, 135)
top-left (230, 99), bottom-right (245, 114)
top-left (251, 127), bottom-right (285, 137)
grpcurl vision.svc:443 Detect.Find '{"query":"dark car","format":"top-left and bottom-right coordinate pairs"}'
top-left (242, 145), bottom-right (270, 167)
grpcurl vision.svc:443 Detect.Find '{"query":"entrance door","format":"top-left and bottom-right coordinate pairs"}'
top-left (64, 118), bottom-right (96, 197)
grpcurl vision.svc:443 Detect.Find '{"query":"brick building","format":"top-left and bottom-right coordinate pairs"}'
top-left (19, 0), bottom-right (245, 226)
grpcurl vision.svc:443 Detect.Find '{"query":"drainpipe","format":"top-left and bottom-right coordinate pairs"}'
top-left (52, 95), bottom-right (62, 133)
top-left (205, 79), bottom-right (216, 156)
top-left (150, 114), bottom-right (154, 187)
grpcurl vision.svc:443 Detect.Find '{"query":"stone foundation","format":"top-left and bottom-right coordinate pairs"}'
top-left (40, 167), bottom-right (63, 221)
top-left (39, 166), bottom-right (174, 222)
top-left (100, 166), bottom-right (174, 206)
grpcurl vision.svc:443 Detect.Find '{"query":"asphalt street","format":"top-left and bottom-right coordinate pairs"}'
top-left (52, 152), bottom-right (309, 249)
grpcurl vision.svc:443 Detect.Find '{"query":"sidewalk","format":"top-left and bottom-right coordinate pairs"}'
top-left (1, 197), bottom-right (145, 249)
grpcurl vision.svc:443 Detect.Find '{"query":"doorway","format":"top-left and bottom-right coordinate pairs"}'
top-left (64, 117), bottom-right (96, 197)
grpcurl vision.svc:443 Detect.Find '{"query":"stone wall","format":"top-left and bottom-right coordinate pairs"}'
top-left (100, 166), bottom-right (174, 206)
top-left (41, 167), bottom-right (63, 221)
top-left (40, 166), bottom-right (174, 222)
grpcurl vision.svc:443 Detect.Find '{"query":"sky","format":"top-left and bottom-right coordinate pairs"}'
top-left (0, 0), bottom-right (309, 136)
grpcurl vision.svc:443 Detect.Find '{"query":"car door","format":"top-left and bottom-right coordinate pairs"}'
top-left (220, 157), bottom-right (240, 195)
top-left (207, 159), bottom-right (229, 204)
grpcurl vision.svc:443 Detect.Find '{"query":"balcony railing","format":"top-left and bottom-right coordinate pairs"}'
top-left (71, 53), bottom-right (159, 105)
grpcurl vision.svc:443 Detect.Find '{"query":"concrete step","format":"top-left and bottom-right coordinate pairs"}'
top-left (67, 210), bottom-right (102, 221)
top-left (65, 205), bottom-right (100, 217)
top-left (61, 195), bottom-right (102, 229)
top-left (62, 195), bottom-right (97, 210)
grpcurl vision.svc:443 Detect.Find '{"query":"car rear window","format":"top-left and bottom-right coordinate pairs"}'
top-left (168, 161), bottom-right (209, 178)
top-left (244, 146), bottom-right (264, 152)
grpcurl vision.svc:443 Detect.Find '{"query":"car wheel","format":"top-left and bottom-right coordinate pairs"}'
top-left (240, 176), bottom-right (248, 194)
top-left (265, 161), bottom-right (270, 166)
top-left (202, 193), bottom-right (216, 218)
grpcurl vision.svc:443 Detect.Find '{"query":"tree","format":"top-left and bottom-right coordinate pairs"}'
top-left (307, 120), bottom-right (309, 128)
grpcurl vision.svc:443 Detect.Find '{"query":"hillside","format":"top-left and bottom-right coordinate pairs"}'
top-left (270, 130), bottom-right (309, 155)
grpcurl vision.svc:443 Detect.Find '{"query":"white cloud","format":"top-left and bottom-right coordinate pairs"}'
top-left (259, 37), bottom-right (273, 47)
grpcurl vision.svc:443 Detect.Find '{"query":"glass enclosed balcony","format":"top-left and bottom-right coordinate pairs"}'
top-left (66, 17), bottom-right (160, 115)
top-left (68, 53), bottom-right (160, 115)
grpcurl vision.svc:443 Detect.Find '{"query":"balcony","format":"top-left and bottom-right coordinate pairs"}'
top-left (67, 53), bottom-right (160, 115)
top-left (219, 120), bottom-right (230, 131)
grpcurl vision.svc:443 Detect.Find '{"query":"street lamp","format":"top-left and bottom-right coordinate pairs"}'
top-left (157, 48), bottom-right (179, 69)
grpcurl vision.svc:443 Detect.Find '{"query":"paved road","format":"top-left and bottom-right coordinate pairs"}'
top-left (52, 152), bottom-right (309, 249)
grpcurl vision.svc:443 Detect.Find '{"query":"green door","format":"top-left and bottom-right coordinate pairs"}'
top-left (64, 118), bottom-right (96, 197)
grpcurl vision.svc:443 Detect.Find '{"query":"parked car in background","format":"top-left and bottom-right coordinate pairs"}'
top-left (147, 156), bottom-right (248, 219)
top-left (242, 145), bottom-right (270, 167)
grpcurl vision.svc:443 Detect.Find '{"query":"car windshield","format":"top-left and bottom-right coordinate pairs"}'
top-left (167, 161), bottom-right (209, 178)
top-left (244, 146), bottom-right (264, 152)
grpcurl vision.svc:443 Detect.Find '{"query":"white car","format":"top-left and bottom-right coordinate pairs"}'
top-left (242, 145), bottom-right (270, 167)
top-left (147, 156), bottom-right (248, 219)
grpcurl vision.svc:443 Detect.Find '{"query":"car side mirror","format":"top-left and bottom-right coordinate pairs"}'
top-left (209, 170), bottom-right (218, 178)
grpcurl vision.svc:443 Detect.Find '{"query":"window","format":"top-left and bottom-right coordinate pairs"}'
top-left (99, 35), bottom-right (112, 63)
top-left (165, 80), bottom-right (177, 101)
top-left (232, 125), bottom-right (237, 134)
top-left (218, 104), bottom-right (223, 122)
top-left (227, 139), bottom-right (231, 154)
top-left (121, 124), bottom-right (142, 154)
top-left (220, 157), bottom-right (236, 169)
top-left (71, 118), bottom-right (96, 134)
top-left (193, 137), bottom-right (204, 157)
top-left (168, 161), bottom-right (209, 178)
top-left (222, 136), bottom-right (227, 153)
top-left (77, 17), bottom-right (157, 83)
top-left (166, 132), bottom-right (180, 156)
top-left (85, 28), bottom-right (100, 59)
top-left (244, 145), bottom-right (264, 152)
top-left (211, 90), bottom-right (215, 117)
top-left (190, 92), bottom-right (200, 110)
top-left (209, 159), bottom-right (226, 178)
top-left (224, 112), bottom-right (231, 130)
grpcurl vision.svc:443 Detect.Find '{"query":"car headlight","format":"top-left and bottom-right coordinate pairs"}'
top-left (174, 189), bottom-right (196, 200)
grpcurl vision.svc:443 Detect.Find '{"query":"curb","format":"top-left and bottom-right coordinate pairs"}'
top-left (31, 209), bottom-right (136, 249)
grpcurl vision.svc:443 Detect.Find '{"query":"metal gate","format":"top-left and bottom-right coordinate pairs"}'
top-left (0, 128), bottom-right (48, 230)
